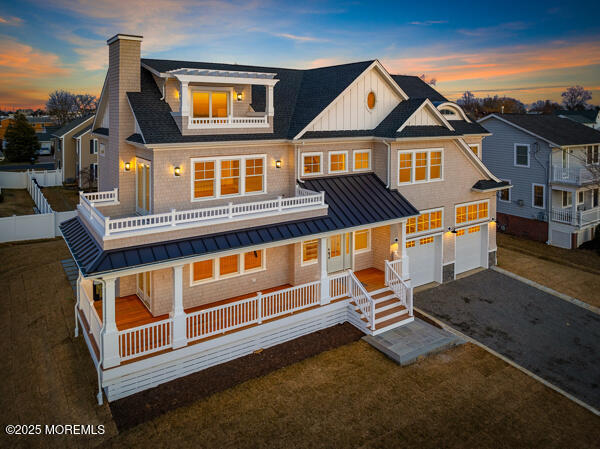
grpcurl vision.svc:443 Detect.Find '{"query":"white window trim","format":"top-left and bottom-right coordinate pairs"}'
top-left (190, 249), bottom-right (266, 286)
top-left (469, 144), bottom-right (480, 158)
top-left (301, 152), bottom-right (323, 177)
top-left (531, 183), bottom-right (546, 209)
top-left (353, 229), bottom-right (371, 254)
top-left (190, 86), bottom-right (233, 119)
top-left (577, 190), bottom-right (584, 205)
top-left (498, 179), bottom-right (511, 203)
top-left (397, 148), bottom-right (444, 186)
top-left (514, 143), bottom-right (530, 168)
top-left (300, 239), bottom-right (319, 266)
top-left (454, 199), bottom-right (490, 227)
top-left (352, 149), bottom-right (371, 172)
top-left (586, 145), bottom-right (599, 165)
top-left (190, 154), bottom-right (267, 201)
top-left (406, 207), bottom-right (444, 237)
top-left (328, 150), bottom-right (349, 174)
top-left (93, 139), bottom-right (98, 154)
top-left (561, 190), bottom-right (572, 208)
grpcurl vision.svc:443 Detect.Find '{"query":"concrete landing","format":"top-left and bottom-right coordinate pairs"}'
top-left (363, 318), bottom-right (464, 366)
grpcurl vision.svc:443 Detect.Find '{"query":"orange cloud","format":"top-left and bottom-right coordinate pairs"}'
top-left (0, 40), bottom-right (69, 80)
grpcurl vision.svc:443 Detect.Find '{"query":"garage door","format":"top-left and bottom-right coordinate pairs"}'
top-left (455, 225), bottom-right (484, 274)
top-left (406, 235), bottom-right (439, 287)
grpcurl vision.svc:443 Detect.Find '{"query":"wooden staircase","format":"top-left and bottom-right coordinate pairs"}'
top-left (350, 286), bottom-right (413, 335)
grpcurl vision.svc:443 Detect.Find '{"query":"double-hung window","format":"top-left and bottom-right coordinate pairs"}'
top-left (192, 155), bottom-right (266, 200)
top-left (397, 149), bottom-right (443, 185)
top-left (329, 151), bottom-right (347, 173)
top-left (532, 184), bottom-right (545, 209)
top-left (353, 149), bottom-right (371, 171)
top-left (354, 229), bottom-right (371, 253)
top-left (514, 144), bottom-right (530, 167)
top-left (562, 190), bottom-right (572, 208)
top-left (301, 239), bottom-right (319, 265)
top-left (302, 153), bottom-right (322, 176)
top-left (498, 180), bottom-right (511, 202)
top-left (586, 145), bottom-right (599, 165)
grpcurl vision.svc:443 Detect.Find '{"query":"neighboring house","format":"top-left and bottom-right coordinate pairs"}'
top-left (73, 125), bottom-right (98, 189)
top-left (555, 109), bottom-right (600, 130)
top-left (37, 126), bottom-right (60, 155)
top-left (51, 115), bottom-right (95, 183)
top-left (0, 116), bottom-right (57, 150)
top-left (61, 34), bottom-right (505, 403)
top-left (479, 114), bottom-right (600, 249)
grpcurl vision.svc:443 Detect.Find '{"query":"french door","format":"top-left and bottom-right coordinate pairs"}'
top-left (136, 158), bottom-right (151, 215)
top-left (327, 233), bottom-right (352, 273)
top-left (136, 272), bottom-right (152, 309)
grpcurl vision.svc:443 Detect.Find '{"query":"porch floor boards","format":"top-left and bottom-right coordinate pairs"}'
top-left (355, 268), bottom-right (386, 292)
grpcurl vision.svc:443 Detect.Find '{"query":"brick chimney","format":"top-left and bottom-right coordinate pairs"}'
top-left (100, 34), bottom-right (142, 209)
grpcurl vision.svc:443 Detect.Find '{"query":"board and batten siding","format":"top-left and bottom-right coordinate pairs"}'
top-left (306, 67), bottom-right (401, 132)
top-left (480, 117), bottom-right (550, 221)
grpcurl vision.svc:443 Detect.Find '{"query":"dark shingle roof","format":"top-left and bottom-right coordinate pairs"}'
top-left (93, 127), bottom-right (109, 136)
top-left (37, 126), bottom-right (60, 142)
top-left (390, 75), bottom-right (447, 102)
top-left (72, 125), bottom-right (92, 139)
top-left (472, 180), bottom-right (510, 191)
top-left (450, 120), bottom-right (489, 135)
top-left (60, 173), bottom-right (417, 275)
top-left (52, 115), bottom-right (94, 137)
top-left (555, 109), bottom-right (598, 121)
top-left (482, 114), bottom-right (600, 146)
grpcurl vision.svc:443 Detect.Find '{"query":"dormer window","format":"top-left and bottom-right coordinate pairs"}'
top-left (192, 91), bottom-right (229, 118)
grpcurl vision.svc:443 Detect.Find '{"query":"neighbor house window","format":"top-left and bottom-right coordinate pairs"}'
top-left (532, 184), bottom-right (545, 209)
top-left (329, 151), bottom-right (347, 173)
top-left (406, 209), bottom-right (443, 235)
top-left (353, 149), bottom-right (370, 171)
top-left (514, 144), bottom-right (530, 167)
top-left (593, 188), bottom-right (599, 207)
top-left (301, 239), bottom-right (319, 265)
top-left (192, 91), bottom-right (229, 118)
top-left (398, 149), bottom-right (443, 185)
top-left (577, 191), bottom-right (584, 205)
top-left (302, 153), bottom-right (322, 176)
top-left (455, 201), bottom-right (489, 225)
top-left (562, 190), bottom-right (572, 208)
top-left (354, 229), bottom-right (370, 253)
top-left (191, 249), bottom-right (265, 285)
top-left (498, 180), bottom-right (511, 202)
top-left (192, 155), bottom-right (266, 200)
top-left (587, 145), bottom-right (599, 165)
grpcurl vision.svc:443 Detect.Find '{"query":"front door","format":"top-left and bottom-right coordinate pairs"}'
top-left (136, 159), bottom-right (151, 215)
top-left (327, 233), bottom-right (352, 273)
top-left (136, 272), bottom-right (152, 309)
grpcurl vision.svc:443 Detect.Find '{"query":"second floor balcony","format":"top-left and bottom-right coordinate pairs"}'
top-left (78, 186), bottom-right (326, 242)
top-left (550, 206), bottom-right (600, 227)
top-left (551, 165), bottom-right (597, 185)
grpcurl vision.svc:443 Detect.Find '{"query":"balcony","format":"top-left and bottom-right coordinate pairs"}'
top-left (78, 186), bottom-right (326, 240)
top-left (551, 165), bottom-right (596, 185)
top-left (550, 207), bottom-right (600, 226)
top-left (188, 115), bottom-right (268, 129)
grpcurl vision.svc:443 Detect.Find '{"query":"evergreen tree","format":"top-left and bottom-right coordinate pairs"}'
top-left (4, 113), bottom-right (40, 162)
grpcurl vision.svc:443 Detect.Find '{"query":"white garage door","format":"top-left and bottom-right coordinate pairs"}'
top-left (407, 235), bottom-right (439, 287)
top-left (455, 225), bottom-right (484, 274)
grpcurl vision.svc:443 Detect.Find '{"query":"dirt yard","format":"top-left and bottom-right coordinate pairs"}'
top-left (43, 186), bottom-right (80, 211)
top-left (0, 239), bottom-right (598, 448)
top-left (0, 188), bottom-right (35, 216)
top-left (497, 233), bottom-right (600, 308)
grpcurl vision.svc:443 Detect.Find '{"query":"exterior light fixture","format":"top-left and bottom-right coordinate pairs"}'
top-left (451, 227), bottom-right (457, 234)
top-left (124, 162), bottom-right (131, 171)
top-left (174, 166), bottom-right (181, 177)
top-left (236, 91), bottom-right (243, 101)
top-left (275, 160), bottom-right (282, 169)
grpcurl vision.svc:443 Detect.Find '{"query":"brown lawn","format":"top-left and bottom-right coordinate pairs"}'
top-left (0, 188), bottom-right (36, 216)
top-left (0, 239), bottom-right (598, 449)
top-left (42, 186), bottom-right (80, 211)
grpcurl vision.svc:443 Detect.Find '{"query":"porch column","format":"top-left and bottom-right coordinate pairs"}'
top-left (102, 277), bottom-right (120, 368)
top-left (180, 81), bottom-right (189, 117)
top-left (320, 237), bottom-right (330, 305)
top-left (171, 264), bottom-right (187, 349)
top-left (266, 85), bottom-right (275, 116)
top-left (401, 220), bottom-right (410, 280)
top-left (571, 191), bottom-right (577, 225)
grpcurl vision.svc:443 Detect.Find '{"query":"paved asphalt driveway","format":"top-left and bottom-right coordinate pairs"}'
top-left (415, 269), bottom-right (600, 411)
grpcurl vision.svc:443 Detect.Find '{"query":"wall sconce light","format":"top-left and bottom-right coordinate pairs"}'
top-left (174, 166), bottom-right (181, 177)
top-left (491, 217), bottom-right (496, 222)
top-left (124, 162), bottom-right (131, 171)
top-left (275, 160), bottom-right (282, 169)
top-left (236, 91), bottom-right (243, 101)
top-left (450, 227), bottom-right (457, 234)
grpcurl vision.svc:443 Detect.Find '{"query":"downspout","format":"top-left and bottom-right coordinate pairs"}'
top-left (384, 139), bottom-right (392, 188)
top-left (95, 278), bottom-right (106, 406)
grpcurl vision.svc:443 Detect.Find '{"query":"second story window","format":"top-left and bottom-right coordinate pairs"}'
top-left (398, 149), bottom-right (443, 185)
top-left (302, 153), bottom-right (322, 176)
top-left (192, 155), bottom-right (266, 201)
top-left (353, 149), bottom-right (370, 171)
top-left (329, 151), bottom-right (347, 173)
top-left (192, 91), bottom-right (229, 118)
top-left (514, 144), bottom-right (530, 167)
top-left (455, 200), bottom-right (488, 226)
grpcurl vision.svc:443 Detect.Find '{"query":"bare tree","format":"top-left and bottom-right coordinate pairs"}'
top-left (46, 90), bottom-right (77, 126)
top-left (457, 91), bottom-right (483, 118)
top-left (74, 94), bottom-right (98, 116)
top-left (561, 86), bottom-right (592, 111)
top-left (418, 74), bottom-right (437, 85)
top-left (78, 167), bottom-right (96, 192)
top-left (529, 100), bottom-right (560, 114)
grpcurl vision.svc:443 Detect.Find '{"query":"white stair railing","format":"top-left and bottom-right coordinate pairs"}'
top-left (348, 270), bottom-right (376, 331)
top-left (385, 260), bottom-right (413, 316)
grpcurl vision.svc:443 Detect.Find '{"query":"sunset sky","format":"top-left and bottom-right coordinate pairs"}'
top-left (1, 0), bottom-right (599, 110)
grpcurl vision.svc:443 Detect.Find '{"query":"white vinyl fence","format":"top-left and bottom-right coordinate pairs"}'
top-left (0, 169), bottom-right (63, 188)
top-left (0, 170), bottom-right (76, 243)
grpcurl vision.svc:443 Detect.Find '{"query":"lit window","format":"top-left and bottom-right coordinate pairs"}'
top-left (192, 91), bottom-right (229, 118)
top-left (244, 250), bottom-right (263, 271)
top-left (478, 202), bottom-right (488, 219)
top-left (456, 229), bottom-right (465, 236)
top-left (417, 214), bottom-right (430, 232)
top-left (455, 201), bottom-right (489, 225)
top-left (469, 226), bottom-right (480, 233)
top-left (406, 240), bottom-right (415, 248)
top-left (354, 229), bottom-right (370, 252)
top-left (430, 151), bottom-right (442, 179)
top-left (469, 145), bottom-right (479, 157)
top-left (419, 236), bottom-right (434, 245)
top-left (399, 153), bottom-right (412, 183)
top-left (407, 209), bottom-right (443, 235)
top-left (456, 206), bottom-right (467, 224)
top-left (533, 184), bottom-right (545, 208)
top-left (219, 255), bottom-right (239, 276)
top-left (367, 92), bottom-right (376, 109)
top-left (515, 144), bottom-right (529, 167)
top-left (354, 150), bottom-right (370, 171)
top-left (194, 161), bottom-right (215, 198)
top-left (245, 158), bottom-right (264, 193)
top-left (302, 240), bottom-right (319, 264)
top-left (220, 159), bottom-right (240, 196)
top-left (406, 217), bottom-right (416, 234)
top-left (303, 153), bottom-right (322, 175)
top-left (414, 152), bottom-right (427, 181)
top-left (498, 182), bottom-right (510, 202)
top-left (467, 204), bottom-right (478, 221)
top-left (430, 210), bottom-right (442, 229)
top-left (193, 260), bottom-right (214, 282)
top-left (212, 92), bottom-right (228, 118)
top-left (329, 152), bottom-right (347, 173)
top-left (193, 92), bottom-right (209, 118)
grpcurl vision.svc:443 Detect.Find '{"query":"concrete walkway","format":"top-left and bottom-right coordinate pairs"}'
top-left (363, 318), bottom-right (464, 365)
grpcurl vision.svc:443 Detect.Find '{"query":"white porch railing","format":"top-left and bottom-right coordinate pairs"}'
top-left (348, 270), bottom-right (376, 331)
top-left (79, 188), bottom-right (325, 238)
top-left (118, 318), bottom-right (172, 361)
top-left (79, 285), bottom-right (102, 349)
top-left (551, 207), bottom-right (600, 226)
top-left (329, 271), bottom-right (350, 300)
top-left (579, 207), bottom-right (600, 226)
top-left (188, 116), bottom-right (268, 128)
top-left (385, 260), bottom-right (413, 316)
top-left (552, 165), bottom-right (596, 184)
top-left (551, 208), bottom-right (573, 224)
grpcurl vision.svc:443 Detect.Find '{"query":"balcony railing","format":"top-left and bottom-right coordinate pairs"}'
top-left (78, 187), bottom-right (326, 239)
top-left (551, 207), bottom-right (600, 226)
top-left (552, 165), bottom-right (596, 184)
top-left (188, 115), bottom-right (268, 129)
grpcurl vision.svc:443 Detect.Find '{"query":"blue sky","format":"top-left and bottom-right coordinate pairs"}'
top-left (1, 0), bottom-right (599, 109)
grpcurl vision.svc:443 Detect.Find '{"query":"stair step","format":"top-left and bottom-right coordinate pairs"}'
top-left (370, 314), bottom-right (413, 332)
top-left (368, 287), bottom-right (390, 297)
top-left (375, 305), bottom-right (407, 321)
top-left (373, 294), bottom-right (396, 304)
